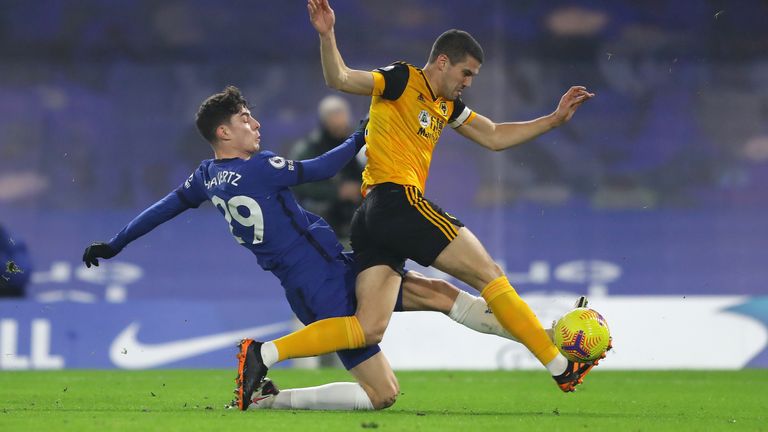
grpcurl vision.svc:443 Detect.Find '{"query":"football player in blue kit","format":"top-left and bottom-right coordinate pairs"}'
top-left (83, 86), bottom-right (548, 411)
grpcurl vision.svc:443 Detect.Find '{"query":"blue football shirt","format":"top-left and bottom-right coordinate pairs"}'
top-left (107, 131), bottom-right (364, 290)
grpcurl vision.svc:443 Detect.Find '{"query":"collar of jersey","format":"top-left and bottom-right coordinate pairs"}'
top-left (417, 68), bottom-right (438, 101)
top-left (213, 157), bottom-right (240, 164)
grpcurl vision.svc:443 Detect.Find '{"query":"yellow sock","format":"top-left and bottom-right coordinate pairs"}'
top-left (481, 275), bottom-right (559, 365)
top-left (273, 316), bottom-right (366, 362)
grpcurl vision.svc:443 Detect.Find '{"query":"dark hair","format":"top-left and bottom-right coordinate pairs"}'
top-left (195, 85), bottom-right (249, 143)
top-left (428, 29), bottom-right (484, 65)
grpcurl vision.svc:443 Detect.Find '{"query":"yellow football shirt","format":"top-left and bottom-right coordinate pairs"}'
top-left (362, 62), bottom-right (477, 195)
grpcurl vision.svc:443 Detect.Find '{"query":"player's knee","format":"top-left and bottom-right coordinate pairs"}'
top-left (374, 393), bottom-right (398, 410)
top-left (489, 261), bottom-right (504, 278)
top-left (477, 261), bottom-right (504, 286)
top-left (370, 381), bottom-right (399, 410)
top-left (360, 320), bottom-right (388, 345)
top-left (363, 325), bottom-right (386, 345)
top-left (435, 278), bottom-right (456, 295)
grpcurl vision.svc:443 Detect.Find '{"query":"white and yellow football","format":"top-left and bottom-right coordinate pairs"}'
top-left (553, 308), bottom-right (611, 362)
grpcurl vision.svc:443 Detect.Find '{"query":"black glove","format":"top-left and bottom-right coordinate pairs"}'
top-left (353, 116), bottom-right (370, 152)
top-left (82, 242), bottom-right (118, 268)
top-left (356, 115), bottom-right (369, 135)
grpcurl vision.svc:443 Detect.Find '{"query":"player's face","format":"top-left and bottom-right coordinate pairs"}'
top-left (442, 56), bottom-right (481, 101)
top-left (227, 106), bottom-right (261, 154)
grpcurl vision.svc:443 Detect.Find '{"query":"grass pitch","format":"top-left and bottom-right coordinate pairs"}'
top-left (1, 369), bottom-right (766, 431)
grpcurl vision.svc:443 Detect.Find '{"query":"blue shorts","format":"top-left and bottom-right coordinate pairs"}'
top-left (283, 254), bottom-right (404, 370)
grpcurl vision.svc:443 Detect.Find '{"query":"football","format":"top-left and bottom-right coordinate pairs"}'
top-left (553, 308), bottom-right (611, 362)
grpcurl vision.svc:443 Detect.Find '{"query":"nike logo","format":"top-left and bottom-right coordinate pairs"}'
top-left (110, 321), bottom-right (294, 369)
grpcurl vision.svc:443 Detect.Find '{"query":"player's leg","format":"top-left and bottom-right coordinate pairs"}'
top-left (392, 187), bottom-right (594, 391)
top-left (380, 186), bottom-right (560, 369)
top-left (353, 264), bottom-right (402, 344)
top-left (237, 224), bottom-right (403, 411)
top-left (255, 254), bottom-right (379, 370)
top-left (247, 265), bottom-right (397, 412)
top-left (402, 270), bottom-right (516, 341)
top-left (250, 379), bottom-right (374, 411)
top-left (260, 263), bottom-right (401, 364)
top-left (247, 350), bottom-right (396, 411)
top-left (347, 351), bottom-right (399, 409)
top-left (430, 226), bottom-right (598, 391)
top-left (400, 270), bottom-right (456, 313)
top-left (346, 186), bottom-right (408, 346)
top-left (234, 260), bottom-right (370, 410)
top-left (431, 227), bottom-right (564, 366)
top-left (260, 316), bottom-right (366, 366)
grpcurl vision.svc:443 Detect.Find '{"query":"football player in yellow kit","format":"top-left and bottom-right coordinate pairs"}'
top-left (305, 0), bottom-right (601, 393)
top-left (236, 0), bottom-right (601, 408)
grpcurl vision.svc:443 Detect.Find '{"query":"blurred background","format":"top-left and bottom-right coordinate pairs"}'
top-left (0, 0), bottom-right (766, 370)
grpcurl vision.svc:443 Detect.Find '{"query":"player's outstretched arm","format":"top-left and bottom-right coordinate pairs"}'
top-left (457, 86), bottom-right (594, 151)
top-left (82, 190), bottom-right (199, 268)
top-left (282, 125), bottom-right (366, 186)
top-left (308, 0), bottom-right (374, 95)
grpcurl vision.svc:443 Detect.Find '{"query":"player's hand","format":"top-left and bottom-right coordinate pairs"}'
top-left (82, 242), bottom-right (118, 268)
top-left (351, 116), bottom-right (369, 151)
top-left (308, 0), bottom-right (335, 35)
top-left (355, 116), bottom-right (369, 135)
top-left (552, 86), bottom-right (594, 126)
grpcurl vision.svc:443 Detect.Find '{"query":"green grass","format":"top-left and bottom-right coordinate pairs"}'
top-left (1, 370), bottom-right (766, 431)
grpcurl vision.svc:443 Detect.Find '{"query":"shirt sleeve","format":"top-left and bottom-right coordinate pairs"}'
top-left (107, 169), bottom-right (208, 252)
top-left (256, 131), bottom-right (365, 187)
top-left (176, 168), bottom-right (209, 208)
top-left (448, 97), bottom-right (477, 129)
top-left (108, 190), bottom-right (194, 253)
top-left (371, 62), bottom-right (410, 100)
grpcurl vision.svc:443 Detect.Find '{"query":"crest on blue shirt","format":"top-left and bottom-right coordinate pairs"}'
top-left (269, 156), bottom-right (287, 169)
top-left (184, 173), bottom-right (194, 188)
